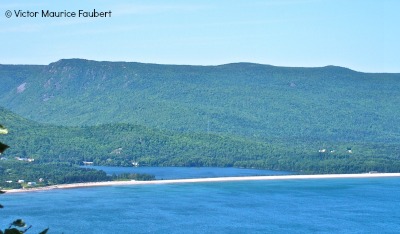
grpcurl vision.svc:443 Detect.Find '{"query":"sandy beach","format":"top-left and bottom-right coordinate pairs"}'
top-left (5, 173), bottom-right (400, 194)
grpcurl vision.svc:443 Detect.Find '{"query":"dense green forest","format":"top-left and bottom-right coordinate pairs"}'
top-left (1, 59), bottom-right (400, 181)
top-left (0, 161), bottom-right (155, 189)
top-left (0, 162), bottom-right (109, 189)
top-left (0, 116), bottom-right (154, 189)
top-left (1, 106), bottom-right (400, 176)
top-left (1, 60), bottom-right (400, 143)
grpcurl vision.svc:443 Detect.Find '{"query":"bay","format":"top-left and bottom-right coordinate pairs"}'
top-left (83, 166), bottom-right (293, 179)
top-left (1, 170), bottom-right (400, 233)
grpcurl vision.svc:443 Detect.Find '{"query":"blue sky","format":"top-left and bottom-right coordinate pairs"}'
top-left (0, 0), bottom-right (398, 72)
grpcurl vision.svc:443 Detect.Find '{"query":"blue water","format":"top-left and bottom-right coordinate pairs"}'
top-left (84, 166), bottom-right (293, 179)
top-left (2, 173), bottom-right (400, 233)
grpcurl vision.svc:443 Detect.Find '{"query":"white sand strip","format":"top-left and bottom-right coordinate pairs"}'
top-left (5, 173), bottom-right (400, 194)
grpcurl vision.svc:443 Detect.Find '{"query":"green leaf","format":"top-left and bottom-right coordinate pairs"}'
top-left (39, 228), bottom-right (49, 234)
top-left (11, 219), bottom-right (25, 228)
top-left (4, 228), bottom-right (22, 234)
top-left (0, 142), bottom-right (9, 154)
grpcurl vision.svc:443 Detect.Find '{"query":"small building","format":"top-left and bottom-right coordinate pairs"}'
top-left (15, 157), bottom-right (35, 162)
top-left (111, 148), bottom-right (123, 155)
top-left (347, 147), bottom-right (352, 153)
top-left (0, 127), bottom-right (8, 134)
top-left (83, 161), bottom-right (94, 166)
top-left (132, 161), bottom-right (139, 167)
top-left (318, 149), bottom-right (326, 153)
top-left (17, 180), bottom-right (25, 183)
top-left (27, 182), bottom-right (37, 186)
top-left (5, 180), bottom-right (12, 183)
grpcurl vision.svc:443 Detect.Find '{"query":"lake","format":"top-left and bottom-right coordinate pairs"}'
top-left (83, 166), bottom-right (294, 179)
top-left (2, 168), bottom-right (400, 233)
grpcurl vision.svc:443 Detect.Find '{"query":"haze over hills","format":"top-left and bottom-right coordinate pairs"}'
top-left (1, 59), bottom-right (400, 174)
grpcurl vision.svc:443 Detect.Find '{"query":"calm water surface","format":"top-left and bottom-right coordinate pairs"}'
top-left (83, 166), bottom-right (293, 179)
top-left (2, 170), bottom-right (400, 233)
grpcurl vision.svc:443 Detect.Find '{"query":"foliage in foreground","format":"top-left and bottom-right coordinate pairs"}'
top-left (0, 218), bottom-right (48, 234)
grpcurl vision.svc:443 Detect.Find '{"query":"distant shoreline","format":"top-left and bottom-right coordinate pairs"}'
top-left (5, 173), bottom-right (400, 194)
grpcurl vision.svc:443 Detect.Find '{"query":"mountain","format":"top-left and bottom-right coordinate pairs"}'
top-left (1, 59), bottom-right (400, 174)
top-left (0, 107), bottom-right (273, 168)
top-left (1, 59), bottom-right (400, 145)
top-left (2, 106), bottom-right (400, 173)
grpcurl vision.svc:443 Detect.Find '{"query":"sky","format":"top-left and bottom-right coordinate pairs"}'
top-left (0, 0), bottom-right (399, 73)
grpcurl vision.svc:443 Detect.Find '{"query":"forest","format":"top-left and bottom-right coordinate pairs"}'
top-left (1, 106), bottom-right (400, 179)
top-left (1, 60), bottom-right (400, 185)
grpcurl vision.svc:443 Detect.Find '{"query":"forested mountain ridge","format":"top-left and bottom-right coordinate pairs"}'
top-left (1, 59), bottom-right (400, 174)
top-left (0, 106), bottom-right (279, 168)
top-left (1, 59), bottom-right (399, 144)
top-left (1, 101), bottom-right (400, 174)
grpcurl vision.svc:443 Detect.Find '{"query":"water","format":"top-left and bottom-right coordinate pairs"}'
top-left (1, 171), bottom-right (400, 233)
top-left (83, 166), bottom-right (293, 179)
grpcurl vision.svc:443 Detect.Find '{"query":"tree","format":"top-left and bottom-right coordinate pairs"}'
top-left (0, 125), bottom-right (9, 154)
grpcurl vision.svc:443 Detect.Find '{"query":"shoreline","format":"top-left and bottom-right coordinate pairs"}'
top-left (5, 173), bottom-right (400, 194)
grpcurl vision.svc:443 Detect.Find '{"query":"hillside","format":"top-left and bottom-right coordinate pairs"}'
top-left (1, 106), bottom-right (400, 174)
top-left (1, 59), bottom-right (400, 174)
top-left (1, 59), bottom-right (399, 144)
top-left (0, 107), bottom-right (271, 168)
